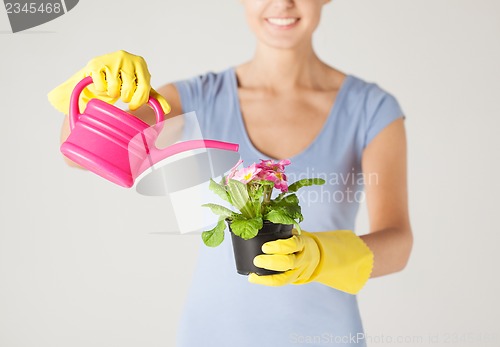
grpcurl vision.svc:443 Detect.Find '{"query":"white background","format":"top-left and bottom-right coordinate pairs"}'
top-left (1, 0), bottom-right (499, 346)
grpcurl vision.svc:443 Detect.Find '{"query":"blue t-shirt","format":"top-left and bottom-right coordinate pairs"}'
top-left (173, 67), bottom-right (405, 347)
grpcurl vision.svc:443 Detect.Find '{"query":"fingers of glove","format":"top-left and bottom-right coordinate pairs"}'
top-left (129, 62), bottom-right (152, 111)
top-left (261, 235), bottom-right (304, 255)
top-left (119, 70), bottom-right (137, 104)
top-left (87, 62), bottom-right (120, 98)
top-left (85, 56), bottom-right (109, 94)
top-left (248, 268), bottom-right (300, 286)
top-left (86, 50), bottom-right (117, 89)
top-left (254, 254), bottom-right (296, 272)
top-left (129, 81), bottom-right (150, 111)
top-left (104, 66), bottom-right (122, 98)
top-left (150, 88), bottom-right (171, 114)
top-left (133, 56), bottom-right (151, 85)
top-left (290, 267), bottom-right (316, 285)
top-left (293, 251), bottom-right (319, 280)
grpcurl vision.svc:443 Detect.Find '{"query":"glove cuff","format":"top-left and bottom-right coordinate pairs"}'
top-left (306, 230), bottom-right (374, 295)
top-left (47, 68), bottom-right (117, 114)
top-left (47, 68), bottom-right (86, 114)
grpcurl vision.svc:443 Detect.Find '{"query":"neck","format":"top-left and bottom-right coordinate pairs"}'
top-left (242, 41), bottom-right (327, 91)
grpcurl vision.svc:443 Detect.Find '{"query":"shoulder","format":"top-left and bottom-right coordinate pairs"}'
top-left (174, 68), bottom-right (232, 94)
top-left (344, 74), bottom-right (400, 111)
top-left (346, 74), bottom-right (405, 150)
top-left (173, 67), bottom-right (234, 113)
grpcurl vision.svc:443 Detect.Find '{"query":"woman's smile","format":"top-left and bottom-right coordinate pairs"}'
top-left (265, 17), bottom-right (301, 29)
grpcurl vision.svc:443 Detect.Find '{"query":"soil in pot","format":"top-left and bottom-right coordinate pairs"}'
top-left (228, 220), bottom-right (293, 276)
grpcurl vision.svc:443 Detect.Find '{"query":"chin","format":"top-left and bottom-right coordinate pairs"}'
top-left (259, 35), bottom-right (310, 50)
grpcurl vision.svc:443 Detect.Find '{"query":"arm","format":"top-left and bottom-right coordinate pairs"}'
top-left (249, 117), bottom-right (413, 293)
top-left (59, 83), bottom-right (184, 168)
top-left (359, 117), bottom-right (413, 277)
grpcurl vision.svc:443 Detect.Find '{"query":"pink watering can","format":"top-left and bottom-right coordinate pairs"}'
top-left (61, 76), bottom-right (240, 192)
top-left (60, 76), bottom-right (165, 187)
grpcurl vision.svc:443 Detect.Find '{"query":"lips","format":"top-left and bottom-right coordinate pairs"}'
top-left (265, 17), bottom-right (300, 28)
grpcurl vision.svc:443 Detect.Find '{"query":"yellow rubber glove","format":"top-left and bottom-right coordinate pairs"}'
top-left (248, 230), bottom-right (374, 295)
top-left (47, 50), bottom-right (171, 115)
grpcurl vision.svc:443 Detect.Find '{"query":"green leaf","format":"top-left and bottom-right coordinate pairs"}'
top-left (208, 178), bottom-right (230, 203)
top-left (227, 179), bottom-right (253, 218)
top-left (259, 180), bottom-right (275, 187)
top-left (287, 178), bottom-right (326, 193)
top-left (268, 194), bottom-right (303, 222)
top-left (230, 217), bottom-right (263, 240)
top-left (264, 210), bottom-right (301, 233)
top-left (249, 184), bottom-right (265, 217)
top-left (219, 175), bottom-right (226, 186)
top-left (227, 179), bottom-right (249, 208)
top-left (250, 184), bottom-right (265, 201)
top-left (202, 203), bottom-right (234, 218)
top-left (202, 219), bottom-right (226, 247)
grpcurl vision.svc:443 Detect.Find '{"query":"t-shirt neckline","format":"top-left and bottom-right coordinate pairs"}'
top-left (228, 66), bottom-right (353, 162)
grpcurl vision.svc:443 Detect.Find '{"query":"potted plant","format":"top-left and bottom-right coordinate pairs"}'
top-left (201, 159), bottom-right (325, 276)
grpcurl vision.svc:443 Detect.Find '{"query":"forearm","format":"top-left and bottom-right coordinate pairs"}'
top-left (360, 227), bottom-right (413, 278)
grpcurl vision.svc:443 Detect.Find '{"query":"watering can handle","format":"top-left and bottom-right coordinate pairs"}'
top-left (68, 76), bottom-right (165, 131)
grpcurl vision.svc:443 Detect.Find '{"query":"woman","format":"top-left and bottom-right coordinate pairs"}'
top-left (49, 0), bottom-right (413, 345)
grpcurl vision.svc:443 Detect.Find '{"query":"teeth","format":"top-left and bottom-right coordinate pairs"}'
top-left (267, 18), bottom-right (298, 26)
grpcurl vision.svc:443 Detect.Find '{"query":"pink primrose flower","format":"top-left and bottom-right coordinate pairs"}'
top-left (261, 171), bottom-right (289, 193)
top-left (225, 159), bottom-right (243, 184)
top-left (256, 159), bottom-right (291, 173)
top-left (231, 164), bottom-right (262, 184)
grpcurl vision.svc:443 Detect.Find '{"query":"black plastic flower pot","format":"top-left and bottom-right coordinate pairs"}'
top-left (227, 220), bottom-right (294, 276)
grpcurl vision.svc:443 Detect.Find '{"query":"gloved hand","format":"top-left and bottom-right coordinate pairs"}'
top-left (248, 230), bottom-right (374, 294)
top-left (47, 50), bottom-right (171, 115)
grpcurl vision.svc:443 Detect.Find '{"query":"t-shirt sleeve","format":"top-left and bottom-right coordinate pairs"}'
top-left (173, 75), bottom-right (203, 114)
top-left (172, 72), bottom-right (223, 139)
top-left (172, 72), bottom-right (221, 124)
top-left (363, 84), bottom-right (406, 149)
